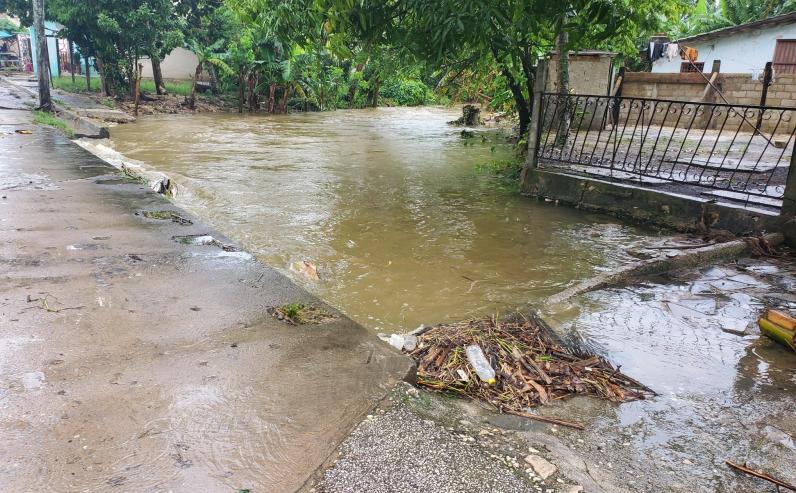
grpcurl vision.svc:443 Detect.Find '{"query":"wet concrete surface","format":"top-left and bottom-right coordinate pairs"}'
top-left (540, 257), bottom-right (796, 492)
top-left (0, 94), bottom-right (409, 491)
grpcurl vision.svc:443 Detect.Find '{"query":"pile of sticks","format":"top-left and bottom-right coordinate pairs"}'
top-left (406, 314), bottom-right (652, 416)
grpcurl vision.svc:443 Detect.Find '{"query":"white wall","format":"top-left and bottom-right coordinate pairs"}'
top-left (140, 47), bottom-right (202, 81)
top-left (652, 22), bottom-right (796, 73)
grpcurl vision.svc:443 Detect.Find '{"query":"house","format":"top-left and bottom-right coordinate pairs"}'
top-left (140, 47), bottom-right (202, 82)
top-left (652, 11), bottom-right (796, 74)
top-left (27, 20), bottom-right (97, 78)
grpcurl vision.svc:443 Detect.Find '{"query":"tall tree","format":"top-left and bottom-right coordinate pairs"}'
top-left (32, 0), bottom-right (52, 111)
top-left (324, 0), bottom-right (676, 138)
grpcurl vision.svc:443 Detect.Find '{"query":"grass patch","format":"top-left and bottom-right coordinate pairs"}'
top-left (475, 158), bottom-right (523, 179)
top-left (52, 75), bottom-right (101, 93)
top-left (268, 302), bottom-right (338, 325)
top-left (52, 76), bottom-right (193, 97)
top-left (140, 79), bottom-right (193, 96)
top-left (33, 110), bottom-right (74, 138)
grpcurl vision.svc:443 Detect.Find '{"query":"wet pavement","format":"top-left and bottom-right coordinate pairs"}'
top-left (0, 85), bottom-right (409, 492)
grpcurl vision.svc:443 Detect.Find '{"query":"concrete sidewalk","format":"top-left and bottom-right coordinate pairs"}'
top-left (0, 88), bottom-right (409, 491)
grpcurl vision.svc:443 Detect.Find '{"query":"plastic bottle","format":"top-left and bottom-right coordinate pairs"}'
top-left (465, 345), bottom-right (496, 384)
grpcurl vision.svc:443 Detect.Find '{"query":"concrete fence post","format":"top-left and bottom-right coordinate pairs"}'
top-left (782, 149), bottom-right (796, 218)
top-left (520, 59), bottom-right (549, 191)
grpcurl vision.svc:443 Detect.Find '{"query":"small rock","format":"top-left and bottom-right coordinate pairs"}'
top-left (562, 486), bottom-right (584, 493)
top-left (524, 454), bottom-right (557, 480)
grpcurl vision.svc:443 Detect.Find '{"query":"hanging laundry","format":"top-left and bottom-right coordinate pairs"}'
top-left (665, 43), bottom-right (679, 61)
top-left (680, 46), bottom-right (698, 62)
top-left (652, 42), bottom-right (664, 61)
top-left (750, 68), bottom-right (760, 81)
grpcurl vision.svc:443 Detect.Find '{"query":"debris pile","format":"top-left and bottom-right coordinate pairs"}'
top-left (404, 314), bottom-right (652, 415)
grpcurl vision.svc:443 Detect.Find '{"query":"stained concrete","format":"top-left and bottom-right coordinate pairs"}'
top-left (522, 167), bottom-right (786, 235)
top-left (0, 89), bottom-right (409, 491)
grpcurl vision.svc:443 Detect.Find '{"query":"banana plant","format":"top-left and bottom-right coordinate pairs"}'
top-left (186, 38), bottom-right (233, 110)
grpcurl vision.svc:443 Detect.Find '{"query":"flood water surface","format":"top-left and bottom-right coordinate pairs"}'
top-left (111, 108), bottom-right (646, 332)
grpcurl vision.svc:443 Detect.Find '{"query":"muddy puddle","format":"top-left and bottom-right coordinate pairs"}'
top-left (540, 258), bottom-right (796, 491)
top-left (110, 107), bottom-right (651, 333)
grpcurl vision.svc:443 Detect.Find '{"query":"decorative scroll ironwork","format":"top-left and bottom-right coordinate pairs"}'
top-left (535, 92), bottom-right (795, 208)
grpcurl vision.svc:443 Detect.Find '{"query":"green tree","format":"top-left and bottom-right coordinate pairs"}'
top-left (324, 0), bottom-right (677, 137)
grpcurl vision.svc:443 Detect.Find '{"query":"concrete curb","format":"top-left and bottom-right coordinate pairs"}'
top-left (523, 168), bottom-right (785, 235)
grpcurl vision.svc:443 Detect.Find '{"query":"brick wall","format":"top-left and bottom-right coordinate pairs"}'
top-left (615, 72), bottom-right (796, 134)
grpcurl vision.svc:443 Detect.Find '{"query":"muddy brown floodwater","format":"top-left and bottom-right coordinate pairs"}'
top-left (110, 107), bottom-right (649, 332)
top-left (108, 107), bottom-right (796, 492)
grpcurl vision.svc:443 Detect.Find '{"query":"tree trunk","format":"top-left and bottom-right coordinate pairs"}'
top-left (54, 37), bottom-right (61, 78)
top-left (133, 62), bottom-right (142, 116)
top-left (85, 55), bottom-right (91, 91)
top-left (247, 72), bottom-right (259, 112)
top-left (32, 0), bottom-right (52, 111)
top-left (238, 69), bottom-right (246, 114)
top-left (347, 63), bottom-right (364, 107)
top-left (280, 85), bottom-right (290, 114)
top-left (268, 83), bottom-right (276, 113)
top-left (555, 30), bottom-right (570, 148)
top-left (188, 62), bottom-right (202, 110)
top-left (151, 55), bottom-right (166, 95)
top-left (96, 56), bottom-right (110, 96)
top-left (207, 65), bottom-right (219, 93)
top-left (69, 40), bottom-right (75, 83)
top-left (369, 80), bottom-right (380, 107)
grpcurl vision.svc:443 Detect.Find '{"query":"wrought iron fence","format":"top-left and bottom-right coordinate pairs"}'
top-left (535, 92), bottom-right (795, 209)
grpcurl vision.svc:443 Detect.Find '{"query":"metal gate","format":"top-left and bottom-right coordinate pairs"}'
top-left (534, 92), bottom-right (795, 210)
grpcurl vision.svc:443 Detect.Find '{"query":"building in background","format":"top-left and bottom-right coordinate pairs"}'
top-left (140, 47), bottom-right (203, 81)
top-left (651, 12), bottom-right (796, 74)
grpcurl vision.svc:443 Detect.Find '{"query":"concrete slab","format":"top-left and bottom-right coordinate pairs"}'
top-left (0, 99), bottom-right (410, 491)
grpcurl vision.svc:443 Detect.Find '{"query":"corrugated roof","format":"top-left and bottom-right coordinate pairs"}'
top-left (677, 11), bottom-right (796, 44)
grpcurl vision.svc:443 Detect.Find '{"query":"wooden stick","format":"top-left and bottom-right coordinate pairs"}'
top-left (725, 460), bottom-right (796, 491)
top-left (504, 409), bottom-right (585, 430)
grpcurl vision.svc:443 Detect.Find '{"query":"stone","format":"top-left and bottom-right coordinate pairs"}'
top-left (562, 486), bottom-right (584, 493)
top-left (524, 454), bottom-right (557, 480)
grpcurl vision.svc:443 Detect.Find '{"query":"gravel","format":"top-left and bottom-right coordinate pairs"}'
top-left (316, 404), bottom-right (533, 493)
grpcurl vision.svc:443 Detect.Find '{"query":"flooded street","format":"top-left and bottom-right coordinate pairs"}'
top-left (110, 108), bottom-right (646, 332)
top-left (107, 107), bottom-right (796, 492)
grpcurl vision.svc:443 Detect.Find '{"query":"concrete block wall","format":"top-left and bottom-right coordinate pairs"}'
top-left (616, 72), bottom-right (796, 135)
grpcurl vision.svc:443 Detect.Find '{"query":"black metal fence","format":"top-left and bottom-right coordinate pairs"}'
top-left (535, 92), bottom-right (795, 209)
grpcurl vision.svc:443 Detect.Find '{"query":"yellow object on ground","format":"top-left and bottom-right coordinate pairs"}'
top-left (765, 309), bottom-right (796, 331)
top-left (759, 317), bottom-right (796, 352)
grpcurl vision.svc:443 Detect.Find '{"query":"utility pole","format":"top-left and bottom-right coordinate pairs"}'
top-left (33, 0), bottom-right (53, 112)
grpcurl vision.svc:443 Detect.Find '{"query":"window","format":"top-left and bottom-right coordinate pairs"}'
top-left (773, 39), bottom-right (796, 74)
top-left (680, 62), bottom-right (705, 73)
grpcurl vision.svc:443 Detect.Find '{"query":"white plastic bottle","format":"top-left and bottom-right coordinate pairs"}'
top-left (465, 345), bottom-right (496, 384)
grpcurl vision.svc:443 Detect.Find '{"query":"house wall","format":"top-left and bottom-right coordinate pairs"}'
top-left (140, 47), bottom-right (203, 81)
top-left (546, 54), bottom-right (615, 95)
top-left (652, 22), bottom-right (796, 73)
top-left (546, 54), bottom-right (616, 130)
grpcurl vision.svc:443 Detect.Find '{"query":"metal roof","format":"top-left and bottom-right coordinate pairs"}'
top-left (676, 11), bottom-right (796, 44)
